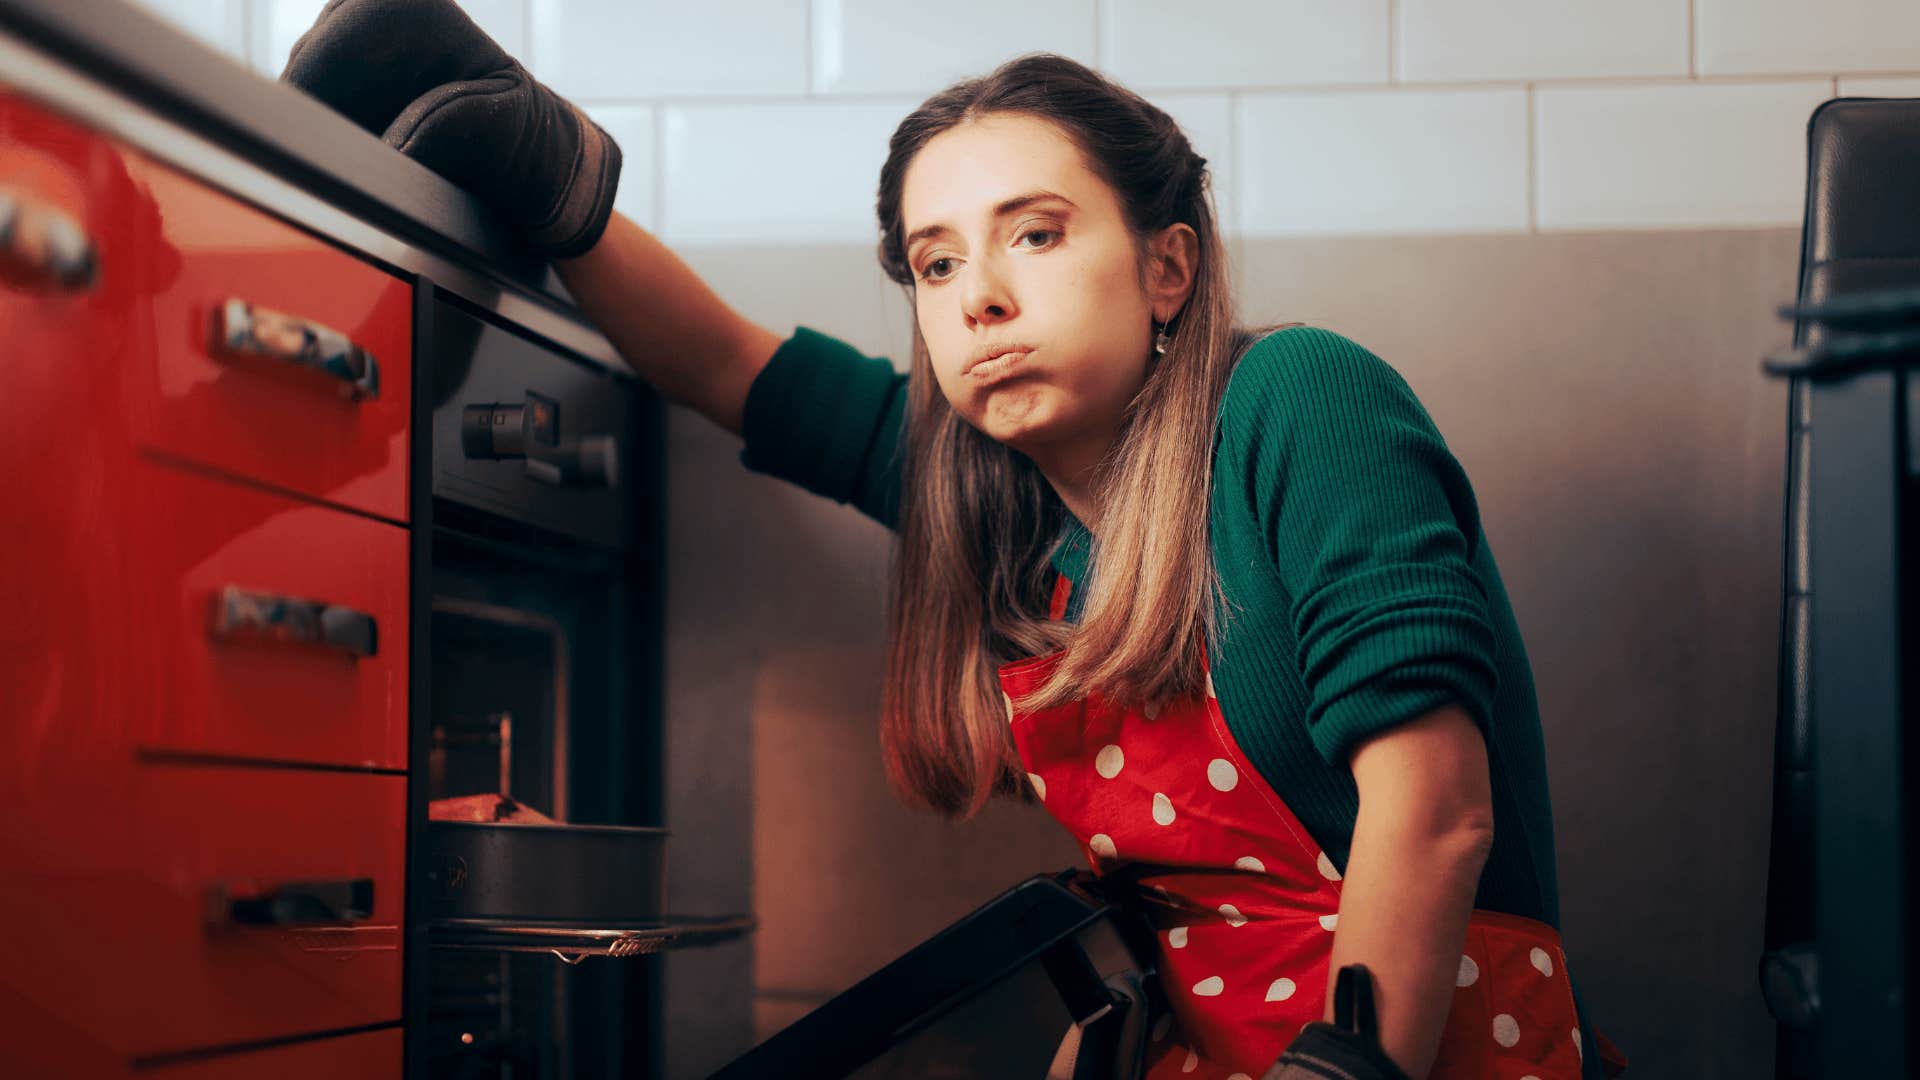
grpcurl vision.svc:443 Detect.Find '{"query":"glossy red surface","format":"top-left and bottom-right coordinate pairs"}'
top-left (128, 458), bottom-right (409, 769)
top-left (0, 86), bottom-right (412, 523)
top-left (1, 89), bottom-right (414, 1076)
top-left (0, 764), bottom-right (405, 1061)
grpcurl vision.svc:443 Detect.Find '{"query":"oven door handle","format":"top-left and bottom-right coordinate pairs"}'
top-left (212, 297), bottom-right (381, 400)
top-left (210, 877), bottom-right (375, 927)
top-left (208, 585), bottom-right (378, 658)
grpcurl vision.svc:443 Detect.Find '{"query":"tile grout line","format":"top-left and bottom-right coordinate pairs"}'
top-left (651, 103), bottom-right (666, 238)
top-left (1525, 83), bottom-right (1537, 232)
top-left (1387, 0), bottom-right (1397, 83)
top-left (1688, 0), bottom-right (1697, 78)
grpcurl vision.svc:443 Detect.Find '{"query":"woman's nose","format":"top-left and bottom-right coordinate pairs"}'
top-left (961, 254), bottom-right (1017, 327)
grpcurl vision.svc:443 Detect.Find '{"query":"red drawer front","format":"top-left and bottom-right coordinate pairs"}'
top-left (120, 124), bottom-right (412, 521)
top-left (0, 765), bottom-right (405, 1061)
top-left (146, 1028), bottom-right (403, 1080)
top-left (2, 88), bottom-right (413, 523)
top-left (116, 459), bottom-right (410, 770)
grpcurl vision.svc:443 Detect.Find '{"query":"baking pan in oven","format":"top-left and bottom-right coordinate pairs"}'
top-left (423, 819), bottom-right (667, 923)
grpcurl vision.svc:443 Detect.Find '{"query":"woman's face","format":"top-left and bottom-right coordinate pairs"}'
top-left (899, 113), bottom-right (1158, 464)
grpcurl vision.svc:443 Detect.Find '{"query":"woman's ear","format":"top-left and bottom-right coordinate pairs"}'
top-left (1146, 223), bottom-right (1200, 323)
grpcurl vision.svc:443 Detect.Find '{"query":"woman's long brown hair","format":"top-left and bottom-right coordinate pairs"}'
top-left (874, 54), bottom-right (1281, 818)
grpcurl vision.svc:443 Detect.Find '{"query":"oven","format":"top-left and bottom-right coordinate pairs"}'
top-left (412, 287), bottom-right (748, 1079)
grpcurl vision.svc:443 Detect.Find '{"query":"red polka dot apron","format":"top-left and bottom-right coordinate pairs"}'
top-left (1000, 574), bottom-right (1627, 1080)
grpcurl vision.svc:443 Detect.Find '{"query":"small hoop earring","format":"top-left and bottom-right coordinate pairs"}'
top-left (1153, 321), bottom-right (1172, 356)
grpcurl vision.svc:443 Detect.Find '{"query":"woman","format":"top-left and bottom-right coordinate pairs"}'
top-left (287, 5), bottom-right (1625, 1078)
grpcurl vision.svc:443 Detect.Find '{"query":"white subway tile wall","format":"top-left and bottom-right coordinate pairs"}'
top-left (531, 0), bottom-right (806, 101)
top-left (811, 0), bottom-right (1097, 96)
top-left (130, 0), bottom-right (243, 54)
top-left (136, 0), bottom-right (1920, 237)
top-left (659, 100), bottom-right (908, 245)
top-left (1536, 80), bottom-right (1835, 230)
top-left (1838, 76), bottom-right (1920, 97)
top-left (1102, 0), bottom-right (1389, 91)
top-left (1396, 0), bottom-right (1689, 83)
top-left (582, 105), bottom-right (659, 233)
top-left (1696, 0), bottom-right (1920, 77)
top-left (1241, 88), bottom-right (1529, 235)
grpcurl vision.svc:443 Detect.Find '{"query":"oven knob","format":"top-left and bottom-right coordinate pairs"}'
top-left (461, 402), bottom-right (525, 459)
top-left (525, 435), bottom-right (620, 490)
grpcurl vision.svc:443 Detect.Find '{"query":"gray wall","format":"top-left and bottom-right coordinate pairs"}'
top-left (663, 229), bottom-right (1797, 1079)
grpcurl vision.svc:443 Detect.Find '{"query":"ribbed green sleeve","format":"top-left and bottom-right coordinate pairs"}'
top-left (1216, 326), bottom-right (1501, 767)
top-left (737, 326), bottom-right (908, 530)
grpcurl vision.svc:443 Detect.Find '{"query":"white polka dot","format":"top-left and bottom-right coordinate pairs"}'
top-left (1152, 1013), bottom-right (1172, 1041)
top-left (1218, 903), bottom-right (1247, 928)
top-left (1456, 954), bottom-right (1479, 988)
top-left (1002, 691), bottom-right (1015, 722)
top-left (1028, 774), bottom-right (1046, 801)
top-left (1318, 913), bottom-right (1339, 931)
top-left (1205, 671), bottom-right (1217, 699)
top-left (1206, 758), bottom-right (1238, 791)
top-left (1530, 946), bottom-right (1554, 977)
top-left (1492, 1014), bottom-right (1520, 1048)
top-left (1572, 1028), bottom-right (1583, 1059)
top-left (1191, 976), bottom-right (1224, 997)
top-left (1181, 1048), bottom-right (1198, 1073)
top-left (1168, 926), bottom-right (1189, 949)
top-left (1265, 977), bottom-right (1296, 1002)
top-left (1152, 792), bottom-right (1176, 826)
top-left (1521, 1076), bottom-right (1542, 1080)
top-left (1089, 833), bottom-right (1116, 859)
top-left (1228, 1075), bottom-right (1252, 1080)
top-left (1233, 856), bottom-right (1265, 873)
top-left (1095, 744), bottom-right (1125, 778)
top-left (1316, 851), bottom-right (1342, 881)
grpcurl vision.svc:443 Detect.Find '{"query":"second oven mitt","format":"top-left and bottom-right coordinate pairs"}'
top-left (280, 0), bottom-right (621, 259)
top-left (1262, 966), bottom-right (1414, 1080)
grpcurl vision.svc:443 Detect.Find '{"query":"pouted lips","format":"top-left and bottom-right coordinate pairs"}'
top-left (966, 345), bottom-right (1034, 382)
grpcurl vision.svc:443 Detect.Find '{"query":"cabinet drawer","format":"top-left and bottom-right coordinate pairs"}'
top-left (0, 765), bottom-right (404, 1060)
top-left (118, 144), bottom-right (412, 522)
top-left (147, 1028), bottom-right (402, 1079)
top-left (129, 459), bottom-right (408, 770)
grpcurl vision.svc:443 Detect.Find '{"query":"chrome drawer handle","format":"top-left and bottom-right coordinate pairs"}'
top-left (0, 188), bottom-right (97, 292)
top-left (213, 297), bottom-right (381, 400)
top-left (210, 878), bottom-right (375, 928)
top-left (208, 585), bottom-right (378, 659)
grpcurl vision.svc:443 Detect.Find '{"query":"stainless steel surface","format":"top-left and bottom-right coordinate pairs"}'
top-left (0, 29), bottom-right (630, 376)
top-left (429, 915), bottom-right (757, 963)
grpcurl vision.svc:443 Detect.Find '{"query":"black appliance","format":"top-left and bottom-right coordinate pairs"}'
top-left (410, 286), bottom-right (747, 1080)
top-left (1759, 96), bottom-right (1920, 1080)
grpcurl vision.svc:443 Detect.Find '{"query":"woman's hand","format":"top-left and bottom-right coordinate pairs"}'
top-left (281, 0), bottom-right (622, 258)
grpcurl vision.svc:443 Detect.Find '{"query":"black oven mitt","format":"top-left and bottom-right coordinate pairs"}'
top-left (280, 0), bottom-right (621, 259)
top-left (1261, 966), bottom-right (1414, 1080)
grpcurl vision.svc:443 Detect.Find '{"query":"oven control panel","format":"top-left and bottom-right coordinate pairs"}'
top-left (429, 295), bottom-right (643, 549)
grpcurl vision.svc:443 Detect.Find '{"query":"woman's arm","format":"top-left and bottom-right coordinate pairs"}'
top-left (1325, 704), bottom-right (1495, 1080)
top-left (553, 211), bottom-right (784, 437)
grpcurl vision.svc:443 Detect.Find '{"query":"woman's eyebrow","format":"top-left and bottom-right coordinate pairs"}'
top-left (904, 190), bottom-right (1079, 251)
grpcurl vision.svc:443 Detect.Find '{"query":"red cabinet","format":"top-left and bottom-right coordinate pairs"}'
top-left (125, 459), bottom-right (409, 770)
top-left (0, 765), bottom-right (406, 1060)
top-left (1, 87), bottom-right (415, 1078)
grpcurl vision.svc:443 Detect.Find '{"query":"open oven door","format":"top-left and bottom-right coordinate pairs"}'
top-left (711, 871), bottom-right (1162, 1080)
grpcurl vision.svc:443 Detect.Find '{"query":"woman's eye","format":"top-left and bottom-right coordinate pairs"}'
top-left (921, 257), bottom-right (956, 282)
top-left (1020, 229), bottom-right (1059, 249)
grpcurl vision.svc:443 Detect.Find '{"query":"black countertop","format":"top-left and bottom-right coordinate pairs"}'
top-left (0, 0), bottom-right (578, 315)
